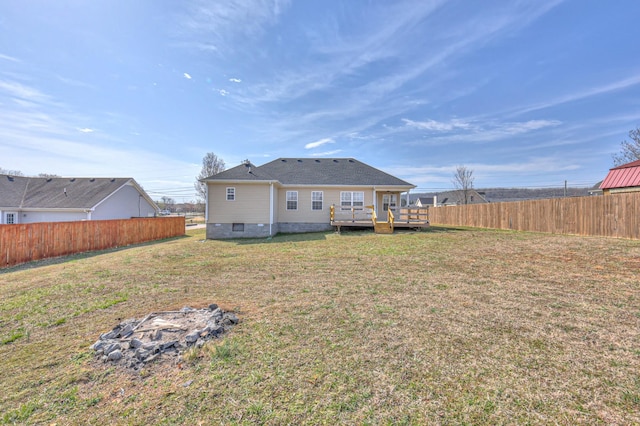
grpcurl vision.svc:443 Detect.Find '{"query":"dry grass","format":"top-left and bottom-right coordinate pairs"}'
top-left (1, 226), bottom-right (639, 425)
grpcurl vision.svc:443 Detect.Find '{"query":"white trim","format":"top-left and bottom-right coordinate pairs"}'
top-left (340, 191), bottom-right (365, 210)
top-left (204, 180), bottom-right (413, 191)
top-left (286, 190), bottom-right (298, 210)
top-left (372, 188), bottom-right (376, 212)
top-left (269, 183), bottom-right (274, 235)
top-left (4, 211), bottom-right (18, 224)
top-left (205, 183), bottom-right (209, 222)
top-left (226, 187), bottom-right (236, 201)
top-left (311, 190), bottom-right (323, 211)
top-left (608, 186), bottom-right (640, 194)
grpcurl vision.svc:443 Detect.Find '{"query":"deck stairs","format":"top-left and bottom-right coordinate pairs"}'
top-left (368, 206), bottom-right (394, 234)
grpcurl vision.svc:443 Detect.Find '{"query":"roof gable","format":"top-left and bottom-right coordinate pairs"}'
top-left (203, 161), bottom-right (278, 182)
top-left (0, 175), bottom-right (136, 209)
top-left (600, 160), bottom-right (640, 189)
top-left (204, 158), bottom-right (414, 187)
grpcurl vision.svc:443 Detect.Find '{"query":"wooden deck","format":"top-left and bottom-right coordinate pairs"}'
top-left (330, 206), bottom-right (429, 233)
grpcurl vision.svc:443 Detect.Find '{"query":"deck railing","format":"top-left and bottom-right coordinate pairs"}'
top-left (330, 205), bottom-right (428, 224)
top-left (330, 205), bottom-right (371, 222)
top-left (397, 207), bottom-right (429, 223)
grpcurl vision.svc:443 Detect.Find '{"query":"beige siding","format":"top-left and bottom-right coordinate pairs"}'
top-left (273, 186), bottom-right (279, 222)
top-left (277, 187), bottom-right (373, 223)
top-left (208, 182), bottom-right (271, 223)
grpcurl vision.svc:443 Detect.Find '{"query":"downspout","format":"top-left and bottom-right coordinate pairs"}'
top-left (204, 183), bottom-right (209, 223)
top-left (269, 182), bottom-right (274, 236)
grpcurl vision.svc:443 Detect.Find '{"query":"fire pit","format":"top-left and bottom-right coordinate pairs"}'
top-left (91, 304), bottom-right (238, 371)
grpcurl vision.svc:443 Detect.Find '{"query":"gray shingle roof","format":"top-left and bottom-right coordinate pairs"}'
top-left (204, 158), bottom-right (414, 187)
top-left (0, 175), bottom-right (134, 209)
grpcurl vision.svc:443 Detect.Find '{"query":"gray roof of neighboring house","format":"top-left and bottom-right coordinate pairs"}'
top-left (436, 189), bottom-right (488, 205)
top-left (203, 158), bottom-right (414, 187)
top-left (0, 175), bottom-right (142, 209)
top-left (416, 197), bottom-right (434, 205)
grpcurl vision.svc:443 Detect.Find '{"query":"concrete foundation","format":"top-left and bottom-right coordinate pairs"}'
top-left (206, 222), bottom-right (332, 239)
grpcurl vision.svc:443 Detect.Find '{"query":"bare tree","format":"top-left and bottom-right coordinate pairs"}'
top-left (0, 167), bottom-right (24, 176)
top-left (38, 173), bottom-right (60, 178)
top-left (195, 153), bottom-right (226, 201)
top-left (452, 165), bottom-right (474, 205)
top-left (612, 127), bottom-right (640, 166)
top-left (157, 196), bottom-right (175, 211)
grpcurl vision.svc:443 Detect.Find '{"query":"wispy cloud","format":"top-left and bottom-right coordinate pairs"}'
top-left (56, 75), bottom-right (95, 89)
top-left (0, 80), bottom-right (52, 104)
top-left (229, 78), bottom-right (242, 83)
top-left (398, 156), bottom-right (581, 189)
top-left (511, 73), bottom-right (640, 116)
top-left (403, 118), bottom-right (471, 132)
top-left (401, 118), bottom-right (562, 143)
top-left (183, 73), bottom-right (192, 80)
top-left (0, 78), bottom-right (197, 189)
top-left (0, 53), bottom-right (20, 62)
top-left (226, 0), bottom-right (565, 147)
top-left (180, 0), bottom-right (291, 53)
top-left (305, 137), bottom-right (334, 149)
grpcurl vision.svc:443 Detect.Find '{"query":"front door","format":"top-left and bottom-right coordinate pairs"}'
top-left (381, 194), bottom-right (397, 221)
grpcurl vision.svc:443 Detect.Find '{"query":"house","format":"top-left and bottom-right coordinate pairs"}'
top-left (202, 158), bottom-right (416, 239)
top-left (600, 160), bottom-right (640, 195)
top-left (432, 189), bottom-right (488, 206)
top-left (0, 175), bottom-right (159, 224)
top-left (414, 197), bottom-right (435, 207)
top-left (589, 180), bottom-right (604, 196)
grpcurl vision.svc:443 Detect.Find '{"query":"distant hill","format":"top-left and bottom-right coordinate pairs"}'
top-left (409, 187), bottom-right (596, 204)
top-left (477, 187), bottom-right (593, 202)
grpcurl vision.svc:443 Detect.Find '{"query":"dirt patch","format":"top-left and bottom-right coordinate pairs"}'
top-left (91, 304), bottom-right (238, 372)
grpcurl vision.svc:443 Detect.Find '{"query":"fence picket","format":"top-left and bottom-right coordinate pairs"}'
top-left (0, 217), bottom-right (185, 268)
top-left (428, 193), bottom-right (640, 240)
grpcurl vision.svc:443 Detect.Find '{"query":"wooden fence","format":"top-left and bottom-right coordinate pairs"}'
top-left (428, 193), bottom-right (640, 239)
top-left (1, 217), bottom-right (185, 268)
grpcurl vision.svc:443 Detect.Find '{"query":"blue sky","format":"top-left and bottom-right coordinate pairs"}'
top-left (2, 0), bottom-right (640, 201)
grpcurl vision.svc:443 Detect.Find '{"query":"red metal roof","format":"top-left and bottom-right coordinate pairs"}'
top-left (600, 160), bottom-right (640, 189)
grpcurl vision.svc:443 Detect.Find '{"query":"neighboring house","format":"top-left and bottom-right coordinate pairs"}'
top-left (600, 160), bottom-right (640, 195)
top-left (0, 175), bottom-right (159, 224)
top-left (433, 189), bottom-right (488, 206)
top-left (589, 180), bottom-right (604, 196)
top-left (414, 197), bottom-right (435, 208)
top-left (202, 158), bottom-right (415, 239)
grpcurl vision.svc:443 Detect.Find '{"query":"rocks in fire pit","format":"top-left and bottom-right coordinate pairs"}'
top-left (92, 304), bottom-right (238, 370)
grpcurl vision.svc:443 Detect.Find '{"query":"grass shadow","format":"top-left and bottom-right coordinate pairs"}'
top-left (232, 231), bottom-right (330, 245)
top-left (224, 226), bottom-right (471, 244)
top-left (421, 225), bottom-right (472, 233)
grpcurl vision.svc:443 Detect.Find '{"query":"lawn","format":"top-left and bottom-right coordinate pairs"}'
top-left (1, 226), bottom-right (639, 425)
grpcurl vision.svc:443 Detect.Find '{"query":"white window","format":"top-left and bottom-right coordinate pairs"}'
top-left (5, 213), bottom-right (16, 224)
top-left (311, 191), bottom-right (323, 210)
top-left (286, 191), bottom-right (298, 210)
top-left (226, 187), bottom-right (235, 201)
top-left (340, 191), bottom-right (364, 210)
